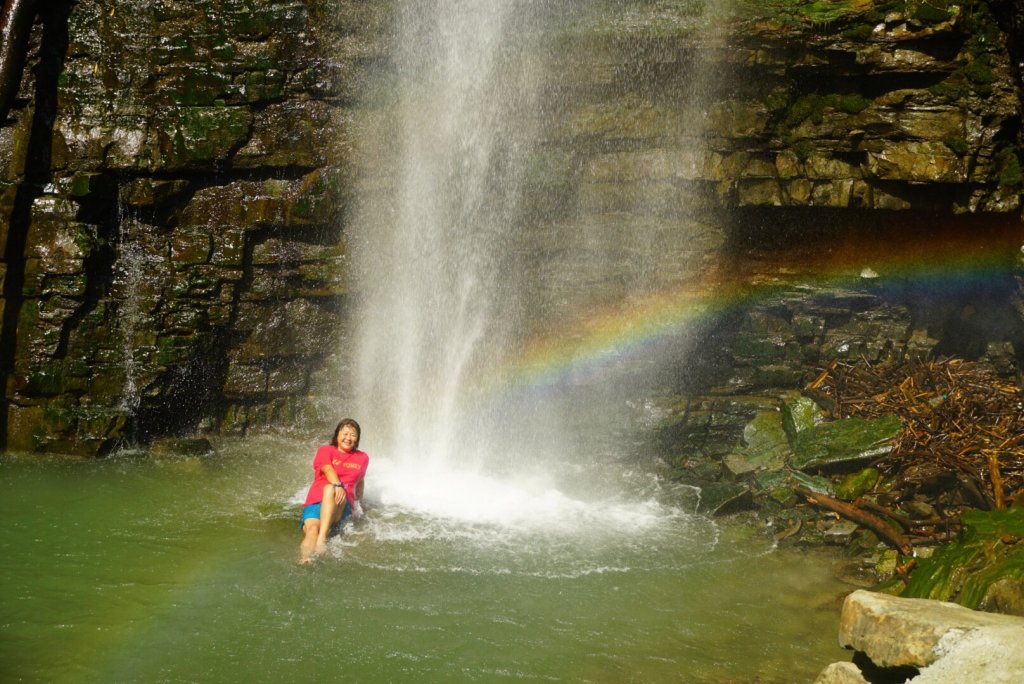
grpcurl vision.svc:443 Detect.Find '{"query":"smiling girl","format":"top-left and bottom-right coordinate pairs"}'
top-left (298, 418), bottom-right (369, 564)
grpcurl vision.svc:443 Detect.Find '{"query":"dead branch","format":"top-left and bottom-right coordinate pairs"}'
top-left (796, 486), bottom-right (913, 555)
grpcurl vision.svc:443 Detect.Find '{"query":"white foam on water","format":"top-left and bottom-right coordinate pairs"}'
top-left (275, 439), bottom-right (719, 578)
top-left (365, 455), bottom-right (680, 536)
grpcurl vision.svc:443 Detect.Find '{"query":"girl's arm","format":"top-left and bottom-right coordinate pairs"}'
top-left (321, 464), bottom-right (346, 504)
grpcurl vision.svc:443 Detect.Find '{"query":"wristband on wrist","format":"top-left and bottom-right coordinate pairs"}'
top-left (332, 483), bottom-right (344, 488)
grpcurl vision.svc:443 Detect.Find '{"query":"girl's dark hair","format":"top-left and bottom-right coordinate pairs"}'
top-left (331, 418), bottom-right (361, 448)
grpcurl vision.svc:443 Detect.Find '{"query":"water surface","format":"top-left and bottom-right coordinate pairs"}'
top-left (1, 438), bottom-right (853, 683)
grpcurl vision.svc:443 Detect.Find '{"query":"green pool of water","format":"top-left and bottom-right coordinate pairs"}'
top-left (1, 437), bottom-right (853, 682)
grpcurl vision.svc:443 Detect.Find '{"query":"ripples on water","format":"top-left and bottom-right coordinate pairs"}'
top-left (0, 438), bottom-right (854, 682)
top-left (319, 455), bottom-right (718, 580)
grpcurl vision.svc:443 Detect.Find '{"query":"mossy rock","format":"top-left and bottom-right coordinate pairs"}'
top-left (6, 404), bottom-right (130, 455)
top-left (697, 482), bottom-right (754, 516)
top-left (153, 106), bottom-right (253, 170)
top-left (902, 508), bottom-right (1024, 612)
top-left (788, 469), bottom-right (834, 496)
top-left (910, 0), bottom-right (954, 25)
top-left (736, 409), bottom-right (792, 468)
top-left (834, 466), bottom-right (880, 501)
top-left (754, 467), bottom-right (834, 499)
top-left (782, 395), bottom-right (824, 439)
top-left (790, 414), bottom-right (901, 471)
top-left (993, 146), bottom-right (1024, 189)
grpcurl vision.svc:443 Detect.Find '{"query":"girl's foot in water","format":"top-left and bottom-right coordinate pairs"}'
top-left (299, 542), bottom-right (316, 565)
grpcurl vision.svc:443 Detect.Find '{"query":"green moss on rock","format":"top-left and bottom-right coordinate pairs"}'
top-left (903, 508), bottom-right (1024, 610)
top-left (154, 106), bottom-right (253, 169)
top-left (993, 147), bottom-right (1023, 188)
top-left (910, 0), bottom-right (954, 25)
top-left (943, 136), bottom-right (969, 157)
top-left (834, 467), bottom-right (880, 501)
top-left (790, 414), bottom-right (902, 470)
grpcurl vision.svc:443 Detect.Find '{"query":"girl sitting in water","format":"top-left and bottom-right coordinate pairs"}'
top-left (299, 418), bottom-right (369, 564)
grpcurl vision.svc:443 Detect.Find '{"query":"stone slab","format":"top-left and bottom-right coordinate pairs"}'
top-left (836, 590), bottom-right (1024, 679)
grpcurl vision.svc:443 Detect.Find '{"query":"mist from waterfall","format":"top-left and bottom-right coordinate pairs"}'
top-left (350, 1), bottom-right (549, 469)
top-left (347, 1), bottom-right (721, 522)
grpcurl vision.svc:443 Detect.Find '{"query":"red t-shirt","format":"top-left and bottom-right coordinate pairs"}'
top-left (303, 445), bottom-right (369, 507)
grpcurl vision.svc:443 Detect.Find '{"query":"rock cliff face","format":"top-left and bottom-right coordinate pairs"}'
top-left (552, 0), bottom-right (1021, 215)
top-left (525, 0), bottom-right (1024, 465)
top-left (0, 0), bottom-right (386, 453)
top-left (0, 0), bottom-right (1021, 455)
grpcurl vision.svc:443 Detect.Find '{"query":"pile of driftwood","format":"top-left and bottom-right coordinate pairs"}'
top-left (801, 356), bottom-right (1024, 555)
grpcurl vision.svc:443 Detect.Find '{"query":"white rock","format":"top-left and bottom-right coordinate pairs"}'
top-left (816, 590), bottom-right (1024, 683)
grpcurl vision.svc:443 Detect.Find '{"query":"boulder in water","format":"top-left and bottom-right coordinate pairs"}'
top-left (817, 590), bottom-right (1024, 682)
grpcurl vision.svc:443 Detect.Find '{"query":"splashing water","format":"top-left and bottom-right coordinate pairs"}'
top-left (351, 0), bottom-right (542, 464)
top-left (0, 446), bottom-right (853, 682)
top-left (346, 2), bottom-right (720, 526)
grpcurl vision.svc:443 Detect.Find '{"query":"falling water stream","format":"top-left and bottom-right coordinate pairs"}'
top-left (350, 0), bottom-right (545, 465)
top-left (0, 2), bottom-right (861, 682)
top-left (347, 0), bottom-right (720, 529)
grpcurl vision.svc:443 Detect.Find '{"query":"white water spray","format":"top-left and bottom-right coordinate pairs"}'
top-left (351, 1), bottom-right (545, 464)
top-left (345, 1), bottom-right (716, 529)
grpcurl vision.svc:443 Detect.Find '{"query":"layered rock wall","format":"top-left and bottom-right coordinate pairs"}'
top-left (0, 0), bottom-right (387, 453)
top-left (528, 0), bottom-right (1024, 463)
top-left (0, 0), bottom-right (1021, 455)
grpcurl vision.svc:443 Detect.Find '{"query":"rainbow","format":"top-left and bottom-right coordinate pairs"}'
top-left (485, 216), bottom-right (1023, 392)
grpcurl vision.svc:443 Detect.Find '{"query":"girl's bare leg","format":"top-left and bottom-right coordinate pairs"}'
top-left (299, 519), bottom-right (320, 564)
top-left (313, 484), bottom-right (338, 553)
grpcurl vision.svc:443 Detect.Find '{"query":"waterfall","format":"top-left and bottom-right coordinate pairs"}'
top-left (114, 227), bottom-right (145, 414)
top-left (350, 0), bottom-right (546, 468)
top-left (346, 1), bottom-right (722, 519)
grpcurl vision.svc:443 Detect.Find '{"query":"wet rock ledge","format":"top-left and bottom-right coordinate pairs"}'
top-left (0, 0), bottom-right (389, 453)
top-left (815, 590), bottom-right (1024, 683)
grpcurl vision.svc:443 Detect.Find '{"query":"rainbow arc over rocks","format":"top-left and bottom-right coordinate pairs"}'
top-left (487, 218), bottom-right (1023, 393)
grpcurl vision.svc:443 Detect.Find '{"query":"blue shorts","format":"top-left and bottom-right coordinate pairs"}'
top-left (299, 499), bottom-right (352, 532)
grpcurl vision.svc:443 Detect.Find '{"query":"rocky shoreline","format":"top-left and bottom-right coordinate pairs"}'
top-left (660, 352), bottom-right (1024, 680)
top-left (666, 354), bottom-right (1024, 617)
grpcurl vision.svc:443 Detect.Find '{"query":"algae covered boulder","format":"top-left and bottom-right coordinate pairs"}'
top-left (723, 408), bottom-right (792, 475)
top-left (790, 414), bottom-right (902, 471)
top-left (782, 395), bottom-right (824, 439)
top-left (834, 467), bottom-right (881, 501)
